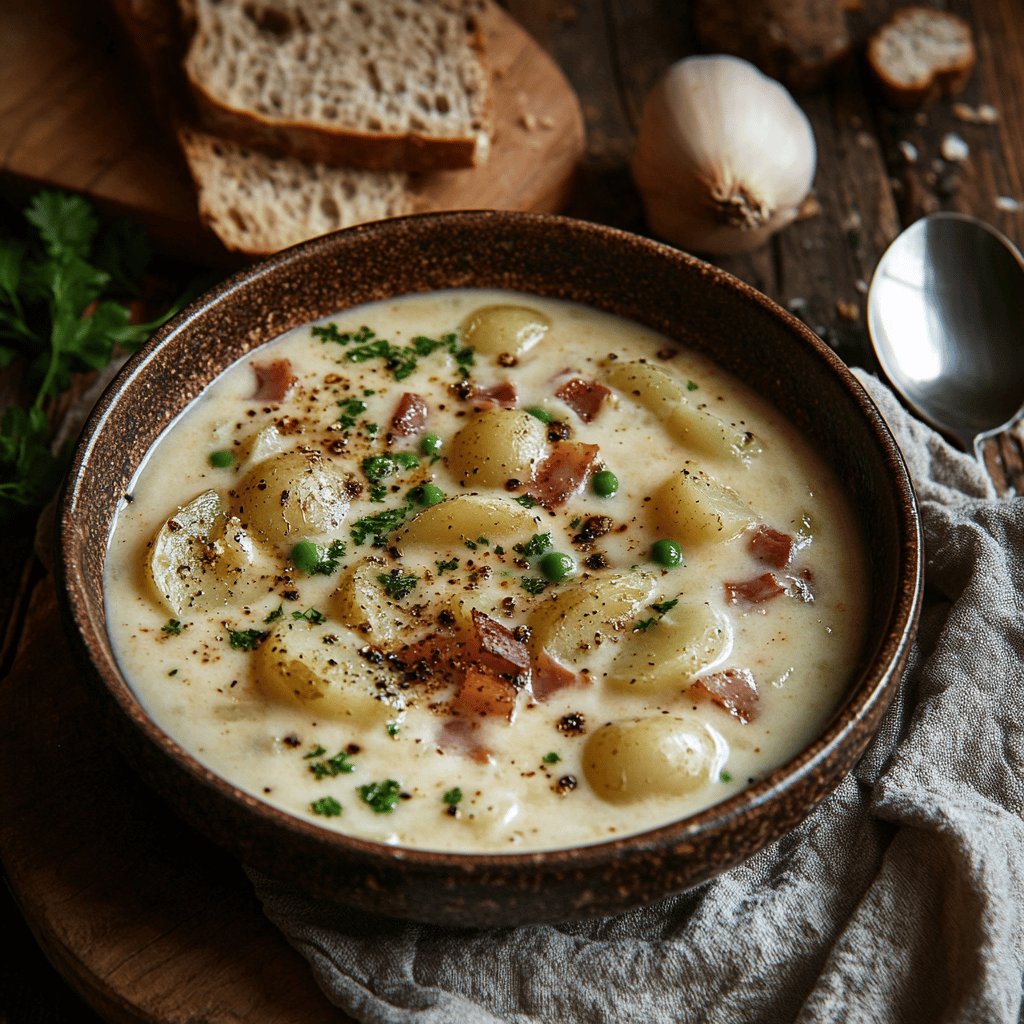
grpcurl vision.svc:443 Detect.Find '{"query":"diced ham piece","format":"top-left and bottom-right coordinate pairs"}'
top-left (438, 718), bottom-right (493, 764)
top-left (532, 649), bottom-right (581, 700)
top-left (532, 442), bottom-right (600, 509)
top-left (455, 666), bottom-right (519, 721)
top-left (747, 525), bottom-right (793, 569)
top-left (692, 668), bottom-right (760, 723)
top-left (724, 572), bottom-right (785, 605)
top-left (469, 609), bottom-right (531, 678)
top-left (251, 359), bottom-right (296, 401)
top-left (390, 392), bottom-right (429, 436)
top-left (471, 381), bottom-right (518, 409)
top-left (555, 377), bottom-right (612, 422)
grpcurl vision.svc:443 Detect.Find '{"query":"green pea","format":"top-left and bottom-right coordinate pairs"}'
top-left (420, 433), bottom-right (443, 459)
top-left (290, 540), bottom-right (320, 575)
top-left (525, 406), bottom-right (553, 424)
top-left (592, 470), bottom-right (619, 497)
top-left (651, 538), bottom-right (683, 568)
top-left (209, 449), bottom-right (235, 468)
top-left (416, 483), bottom-right (445, 507)
top-left (538, 551), bottom-right (576, 583)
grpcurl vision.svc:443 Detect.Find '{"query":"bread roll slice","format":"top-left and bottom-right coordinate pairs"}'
top-left (867, 6), bottom-right (976, 107)
top-left (178, 129), bottom-right (412, 256)
top-left (182, 0), bottom-right (493, 172)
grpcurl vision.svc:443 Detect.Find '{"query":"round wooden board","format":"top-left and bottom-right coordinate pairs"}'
top-left (0, 579), bottom-right (345, 1024)
top-left (0, 0), bottom-right (585, 265)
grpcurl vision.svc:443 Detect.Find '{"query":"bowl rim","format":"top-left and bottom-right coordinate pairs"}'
top-left (58, 209), bottom-right (923, 872)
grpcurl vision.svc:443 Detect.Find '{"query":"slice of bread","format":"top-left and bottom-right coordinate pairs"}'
top-left (178, 129), bottom-right (412, 256)
top-left (182, 0), bottom-right (492, 172)
top-left (110, 0), bottom-right (417, 257)
top-left (867, 6), bottom-right (976, 107)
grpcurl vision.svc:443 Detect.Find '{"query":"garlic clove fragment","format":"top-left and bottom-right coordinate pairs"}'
top-left (631, 54), bottom-right (816, 256)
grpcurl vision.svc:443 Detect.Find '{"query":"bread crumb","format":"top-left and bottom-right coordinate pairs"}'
top-left (940, 133), bottom-right (970, 162)
top-left (898, 140), bottom-right (918, 163)
top-left (797, 195), bottom-right (822, 220)
top-left (836, 300), bottom-right (859, 322)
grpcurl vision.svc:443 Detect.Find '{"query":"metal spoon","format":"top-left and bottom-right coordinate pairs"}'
top-left (867, 212), bottom-right (1024, 461)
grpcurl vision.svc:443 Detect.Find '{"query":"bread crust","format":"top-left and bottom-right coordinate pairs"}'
top-left (867, 6), bottom-right (976, 108)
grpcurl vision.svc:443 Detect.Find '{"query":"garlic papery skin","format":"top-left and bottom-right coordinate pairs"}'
top-left (631, 55), bottom-right (816, 256)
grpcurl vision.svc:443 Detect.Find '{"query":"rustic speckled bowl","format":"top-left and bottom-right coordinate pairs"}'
top-left (58, 212), bottom-right (921, 927)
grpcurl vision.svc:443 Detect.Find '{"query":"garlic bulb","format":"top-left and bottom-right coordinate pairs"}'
top-left (631, 55), bottom-right (816, 255)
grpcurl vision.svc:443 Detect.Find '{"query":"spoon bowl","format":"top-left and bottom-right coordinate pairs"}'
top-left (867, 212), bottom-right (1024, 457)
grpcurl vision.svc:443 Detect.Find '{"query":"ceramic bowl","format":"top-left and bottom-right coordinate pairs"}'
top-left (57, 211), bottom-right (921, 927)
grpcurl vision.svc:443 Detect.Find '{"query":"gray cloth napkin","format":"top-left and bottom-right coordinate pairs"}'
top-left (250, 373), bottom-right (1024, 1024)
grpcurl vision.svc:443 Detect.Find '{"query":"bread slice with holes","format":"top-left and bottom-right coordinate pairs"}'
top-left (111, 0), bottom-right (416, 256)
top-left (867, 6), bottom-right (976, 107)
top-left (181, 0), bottom-right (492, 172)
top-left (178, 128), bottom-right (412, 255)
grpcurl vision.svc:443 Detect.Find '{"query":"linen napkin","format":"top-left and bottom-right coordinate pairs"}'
top-left (250, 372), bottom-right (1024, 1024)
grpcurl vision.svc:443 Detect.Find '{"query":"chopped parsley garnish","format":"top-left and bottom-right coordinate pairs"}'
top-left (304, 745), bottom-right (327, 759)
top-left (542, 752), bottom-right (561, 764)
top-left (436, 557), bottom-right (460, 575)
top-left (369, 484), bottom-right (388, 503)
top-left (336, 397), bottom-right (368, 431)
top-left (263, 604), bottom-right (284, 624)
top-left (209, 449), bottom-right (235, 468)
top-left (720, 770), bottom-right (733, 783)
top-left (310, 796), bottom-right (343, 817)
top-left (350, 504), bottom-right (412, 545)
top-left (315, 323), bottom-right (472, 381)
top-left (292, 607), bottom-right (327, 625)
top-left (687, 380), bottom-right (699, 391)
top-left (631, 597), bottom-right (680, 632)
top-left (312, 323), bottom-right (375, 345)
top-left (290, 538), bottom-right (346, 575)
top-left (442, 787), bottom-right (463, 805)
top-left (514, 494), bottom-right (537, 508)
top-left (569, 517), bottom-right (582, 529)
top-left (386, 721), bottom-right (400, 738)
top-left (228, 628), bottom-right (268, 650)
top-left (161, 618), bottom-right (182, 636)
top-left (358, 779), bottom-right (402, 814)
top-left (514, 532), bottom-right (552, 558)
top-left (376, 570), bottom-right (418, 600)
top-left (363, 454), bottom-right (397, 482)
top-left (520, 576), bottom-right (549, 595)
top-left (525, 406), bottom-right (553, 423)
top-left (308, 749), bottom-right (356, 779)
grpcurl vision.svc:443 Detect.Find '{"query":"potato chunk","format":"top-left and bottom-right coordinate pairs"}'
top-left (605, 600), bottom-right (732, 692)
top-left (235, 450), bottom-right (350, 545)
top-left (149, 489), bottom-right (258, 616)
top-left (528, 571), bottom-right (657, 664)
top-left (652, 466), bottom-right (757, 545)
top-left (445, 408), bottom-right (548, 488)
top-left (398, 493), bottom-right (538, 549)
top-left (462, 304), bottom-right (550, 359)
top-left (605, 361), bottom-right (759, 460)
top-left (583, 716), bottom-right (728, 803)
top-left (332, 559), bottom-right (408, 643)
top-left (255, 620), bottom-right (406, 724)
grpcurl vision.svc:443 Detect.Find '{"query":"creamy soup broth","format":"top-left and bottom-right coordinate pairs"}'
top-left (105, 289), bottom-right (868, 852)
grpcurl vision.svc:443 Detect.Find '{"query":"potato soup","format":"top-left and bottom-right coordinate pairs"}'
top-left (105, 289), bottom-right (868, 852)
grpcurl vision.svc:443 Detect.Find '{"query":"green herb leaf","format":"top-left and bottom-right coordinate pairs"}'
top-left (310, 796), bottom-right (343, 817)
top-left (350, 503), bottom-right (412, 546)
top-left (442, 787), bottom-right (463, 805)
top-left (358, 779), bottom-right (402, 814)
top-left (542, 752), bottom-right (561, 764)
top-left (513, 532), bottom-right (552, 558)
top-left (376, 570), bottom-right (418, 600)
top-left (263, 604), bottom-right (284, 624)
top-left (161, 618), bottom-right (182, 636)
top-left (291, 607), bottom-right (327, 624)
top-left (228, 628), bottom-right (269, 650)
top-left (308, 749), bottom-right (356, 779)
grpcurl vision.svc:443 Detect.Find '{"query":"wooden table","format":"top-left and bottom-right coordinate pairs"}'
top-left (2, 1), bottom-right (1023, 1021)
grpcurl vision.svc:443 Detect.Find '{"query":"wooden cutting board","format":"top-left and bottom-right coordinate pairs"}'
top-left (0, 0), bottom-right (584, 264)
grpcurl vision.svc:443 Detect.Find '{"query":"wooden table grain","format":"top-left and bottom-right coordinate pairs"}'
top-left (2, 2), bottom-right (1023, 1021)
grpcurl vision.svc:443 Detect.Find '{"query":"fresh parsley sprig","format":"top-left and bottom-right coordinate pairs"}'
top-left (0, 192), bottom-right (181, 519)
